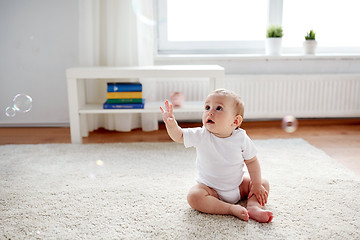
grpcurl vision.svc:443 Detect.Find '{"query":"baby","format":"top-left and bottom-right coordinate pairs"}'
top-left (160, 89), bottom-right (273, 223)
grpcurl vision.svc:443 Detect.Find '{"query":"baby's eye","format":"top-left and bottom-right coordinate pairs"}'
top-left (205, 105), bottom-right (210, 110)
top-left (216, 106), bottom-right (223, 111)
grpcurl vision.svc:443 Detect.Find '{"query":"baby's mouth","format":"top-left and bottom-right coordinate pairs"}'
top-left (206, 119), bottom-right (215, 124)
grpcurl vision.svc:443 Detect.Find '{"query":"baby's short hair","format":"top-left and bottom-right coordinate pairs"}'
top-left (210, 88), bottom-right (245, 117)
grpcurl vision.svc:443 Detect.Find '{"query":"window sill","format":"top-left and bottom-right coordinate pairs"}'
top-left (154, 53), bottom-right (360, 62)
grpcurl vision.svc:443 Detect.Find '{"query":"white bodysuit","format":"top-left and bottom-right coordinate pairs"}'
top-left (182, 127), bottom-right (257, 204)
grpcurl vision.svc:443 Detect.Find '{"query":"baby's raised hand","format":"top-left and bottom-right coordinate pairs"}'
top-left (248, 184), bottom-right (269, 206)
top-left (160, 100), bottom-right (175, 125)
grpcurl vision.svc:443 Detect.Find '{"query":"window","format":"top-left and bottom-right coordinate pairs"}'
top-left (282, 0), bottom-right (360, 53)
top-left (157, 0), bottom-right (270, 54)
top-left (156, 0), bottom-right (360, 54)
top-left (167, 0), bottom-right (267, 41)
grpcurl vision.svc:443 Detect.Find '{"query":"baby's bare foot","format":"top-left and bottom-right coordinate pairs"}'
top-left (247, 206), bottom-right (273, 223)
top-left (230, 205), bottom-right (249, 221)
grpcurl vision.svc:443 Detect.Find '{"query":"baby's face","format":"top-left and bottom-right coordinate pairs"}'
top-left (202, 94), bottom-right (238, 138)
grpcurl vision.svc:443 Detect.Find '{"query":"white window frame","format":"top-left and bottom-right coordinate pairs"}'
top-left (156, 0), bottom-right (360, 55)
top-left (156, 0), bottom-right (282, 54)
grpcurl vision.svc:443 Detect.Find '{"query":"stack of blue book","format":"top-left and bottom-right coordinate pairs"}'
top-left (103, 82), bottom-right (145, 109)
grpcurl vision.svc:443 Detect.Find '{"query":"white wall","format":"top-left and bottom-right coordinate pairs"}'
top-left (0, 0), bottom-right (78, 126)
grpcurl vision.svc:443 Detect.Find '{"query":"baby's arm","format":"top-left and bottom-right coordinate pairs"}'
top-left (245, 156), bottom-right (268, 206)
top-left (160, 100), bottom-right (183, 143)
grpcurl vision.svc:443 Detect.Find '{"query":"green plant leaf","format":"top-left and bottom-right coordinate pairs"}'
top-left (266, 25), bottom-right (283, 38)
top-left (305, 29), bottom-right (316, 40)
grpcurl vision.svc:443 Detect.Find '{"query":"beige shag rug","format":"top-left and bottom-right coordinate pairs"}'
top-left (1, 139), bottom-right (359, 239)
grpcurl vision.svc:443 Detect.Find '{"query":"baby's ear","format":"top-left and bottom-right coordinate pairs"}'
top-left (233, 115), bottom-right (243, 128)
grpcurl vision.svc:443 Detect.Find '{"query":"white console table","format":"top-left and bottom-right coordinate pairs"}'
top-left (66, 65), bottom-right (225, 143)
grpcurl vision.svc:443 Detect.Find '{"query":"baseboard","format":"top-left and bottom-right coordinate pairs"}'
top-left (0, 122), bottom-right (70, 127)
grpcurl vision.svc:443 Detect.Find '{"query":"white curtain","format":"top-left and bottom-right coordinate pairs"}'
top-left (78, 0), bottom-right (158, 136)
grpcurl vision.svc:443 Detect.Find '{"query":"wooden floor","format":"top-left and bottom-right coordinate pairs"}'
top-left (1, 119), bottom-right (359, 176)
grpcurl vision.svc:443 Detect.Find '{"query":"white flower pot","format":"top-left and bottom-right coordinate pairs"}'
top-left (303, 40), bottom-right (318, 55)
top-left (265, 38), bottom-right (282, 56)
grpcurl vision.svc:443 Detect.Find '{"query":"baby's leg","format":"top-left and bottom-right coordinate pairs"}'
top-left (239, 176), bottom-right (273, 223)
top-left (187, 183), bottom-right (249, 221)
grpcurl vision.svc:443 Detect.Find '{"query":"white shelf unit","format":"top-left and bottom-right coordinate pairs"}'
top-left (66, 65), bottom-right (225, 143)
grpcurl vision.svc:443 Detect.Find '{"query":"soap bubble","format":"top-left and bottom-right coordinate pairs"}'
top-left (13, 94), bottom-right (32, 112)
top-left (88, 160), bottom-right (104, 179)
top-left (131, 0), bottom-right (158, 26)
top-left (96, 160), bottom-right (104, 166)
top-left (282, 115), bottom-right (298, 133)
top-left (5, 106), bottom-right (16, 117)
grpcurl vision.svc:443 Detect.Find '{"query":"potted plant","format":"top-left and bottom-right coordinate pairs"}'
top-left (266, 25), bottom-right (283, 55)
top-left (303, 29), bottom-right (317, 55)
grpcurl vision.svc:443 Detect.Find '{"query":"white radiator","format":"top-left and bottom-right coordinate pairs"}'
top-left (155, 74), bottom-right (360, 120)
